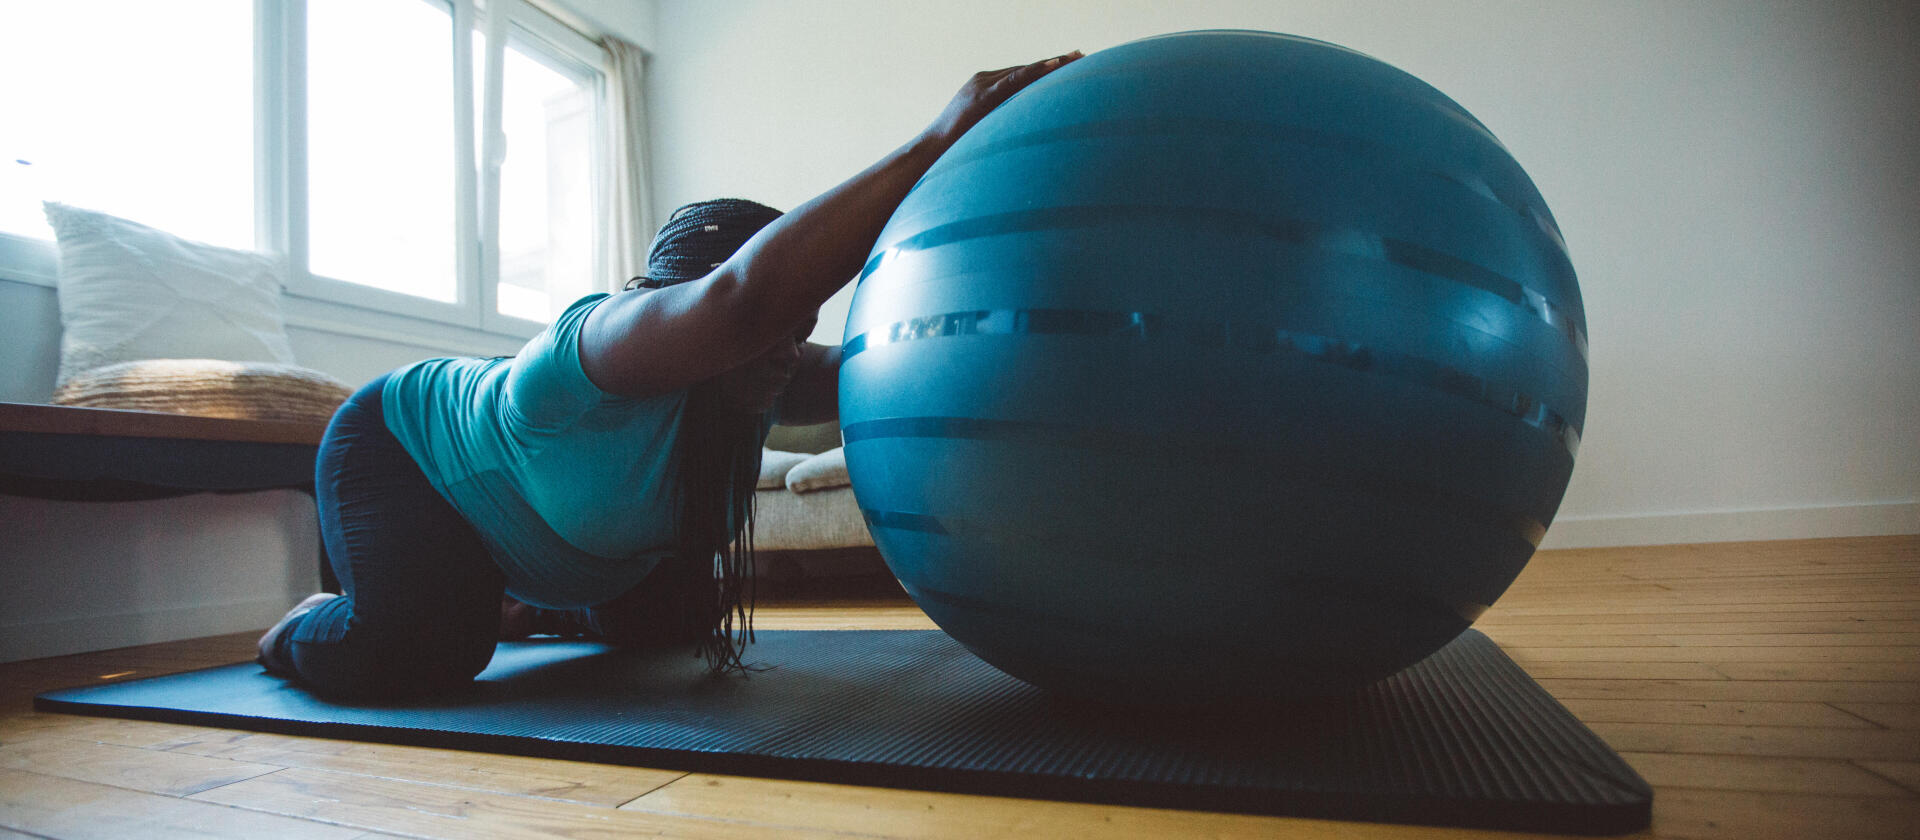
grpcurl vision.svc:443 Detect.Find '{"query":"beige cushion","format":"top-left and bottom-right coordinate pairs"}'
top-left (758, 449), bottom-right (810, 490)
top-left (51, 359), bottom-right (353, 425)
top-left (752, 479), bottom-right (871, 550)
top-left (786, 446), bottom-right (849, 494)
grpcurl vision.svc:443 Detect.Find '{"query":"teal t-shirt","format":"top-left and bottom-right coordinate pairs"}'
top-left (382, 293), bottom-right (773, 609)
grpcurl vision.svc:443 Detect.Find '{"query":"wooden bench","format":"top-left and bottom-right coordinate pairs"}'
top-left (0, 401), bottom-right (335, 590)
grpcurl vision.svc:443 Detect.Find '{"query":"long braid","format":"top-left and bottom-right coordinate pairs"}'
top-left (672, 383), bottom-right (763, 672)
top-left (634, 198), bottom-right (783, 674)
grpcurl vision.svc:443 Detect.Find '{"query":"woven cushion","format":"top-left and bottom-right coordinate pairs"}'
top-left (52, 359), bottom-right (353, 425)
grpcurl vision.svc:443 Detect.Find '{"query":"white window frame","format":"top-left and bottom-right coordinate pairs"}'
top-left (268, 0), bottom-right (609, 338)
top-left (476, 2), bottom-right (609, 335)
top-left (0, 0), bottom-right (608, 343)
top-left (0, 234), bottom-right (58, 287)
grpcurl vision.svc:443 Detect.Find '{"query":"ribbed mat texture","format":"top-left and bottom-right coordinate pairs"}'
top-left (36, 629), bottom-right (1649, 833)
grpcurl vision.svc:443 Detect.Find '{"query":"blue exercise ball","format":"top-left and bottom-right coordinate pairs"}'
top-left (841, 30), bottom-right (1586, 703)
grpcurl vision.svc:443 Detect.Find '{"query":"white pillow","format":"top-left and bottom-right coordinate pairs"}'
top-left (786, 447), bottom-right (850, 494)
top-left (44, 202), bottom-right (297, 390)
top-left (758, 449), bottom-right (810, 490)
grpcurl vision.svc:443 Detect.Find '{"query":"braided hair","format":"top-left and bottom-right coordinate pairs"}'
top-left (627, 199), bottom-right (785, 290)
top-left (629, 198), bottom-right (783, 674)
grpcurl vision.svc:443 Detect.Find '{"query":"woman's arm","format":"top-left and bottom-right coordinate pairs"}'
top-left (578, 51), bottom-right (1081, 398)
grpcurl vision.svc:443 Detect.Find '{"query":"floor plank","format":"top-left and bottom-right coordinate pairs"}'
top-left (1537, 678), bottom-right (1920, 703)
top-left (1648, 788), bottom-right (1920, 840)
top-left (1587, 722), bottom-right (1920, 761)
top-left (1476, 632), bottom-right (1680, 647)
top-left (187, 766), bottom-right (845, 840)
top-left (0, 715), bottom-right (233, 750)
top-left (1556, 698), bottom-right (1878, 728)
top-left (621, 773), bottom-right (1500, 840)
top-left (749, 605), bottom-right (938, 631)
top-left (1656, 633), bottom-right (1920, 647)
top-left (1711, 662), bottom-right (1920, 682)
top-left (1497, 620), bottom-right (1920, 635)
top-left (1481, 607), bottom-right (1920, 626)
top-left (1506, 661), bottom-right (1733, 681)
top-left (153, 729), bottom-right (685, 806)
top-left (0, 767), bottom-right (363, 840)
top-left (1487, 601), bottom-right (1920, 618)
top-left (1857, 760), bottom-right (1920, 795)
top-left (1618, 752), bottom-right (1914, 797)
top-left (1829, 702), bottom-right (1920, 730)
top-left (1506, 646), bottom-right (1920, 663)
top-left (0, 738), bottom-right (280, 798)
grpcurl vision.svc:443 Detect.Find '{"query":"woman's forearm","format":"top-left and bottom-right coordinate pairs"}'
top-left (576, 52), bottom-right (1078, 399)
top-left (722, 132), bottom-right (953, 342)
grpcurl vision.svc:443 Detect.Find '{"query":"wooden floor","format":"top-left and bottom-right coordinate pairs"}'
top-left (1, 535), bottom-right (1916, 839)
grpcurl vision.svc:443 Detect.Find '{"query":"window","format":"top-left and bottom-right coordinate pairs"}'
top-left (307, 0), bottom-right (460, 305)
top-left (0, 0), bottom-right (608, 336)
top-left (0, 1), bottom-right (254, 250)
top-left (492, 44), bottom-right (597, 323)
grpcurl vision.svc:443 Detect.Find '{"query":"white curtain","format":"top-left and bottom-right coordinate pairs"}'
top-left (599, 37), bottom-right (653, 293)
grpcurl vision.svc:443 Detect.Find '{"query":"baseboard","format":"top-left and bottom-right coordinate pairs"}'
top-left (0, 597), bottom-right (294, 665)
top-left (1539, 501), bottom-right (1920, 550)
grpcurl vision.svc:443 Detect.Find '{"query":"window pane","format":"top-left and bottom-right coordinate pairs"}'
top-left (308, 0), bottom-right (456, 302)
top-left (0, 1), bottom-right (252, 249)
top-left (495, 44), bottom-right (596, 322)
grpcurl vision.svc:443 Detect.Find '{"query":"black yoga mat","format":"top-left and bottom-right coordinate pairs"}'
top-left (36, 629), bottom-right (1649, 834)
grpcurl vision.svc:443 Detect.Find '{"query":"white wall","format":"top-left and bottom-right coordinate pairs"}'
top-left (0, 491), bottom-right (319, 662)
top-left (540, 0), bottom-right (655, 51)
top-left (645, 0), bottom-right (1920, 548)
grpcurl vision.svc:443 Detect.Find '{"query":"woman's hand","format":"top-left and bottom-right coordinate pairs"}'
top-left (923, 50), bottom-right (1083, 148)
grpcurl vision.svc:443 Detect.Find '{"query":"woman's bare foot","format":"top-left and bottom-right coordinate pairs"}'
top-left (498, 595), bottom-right (595, 640)
top-left (499, 595), bottom-right (537, 640)
top-left (257, 592), bottom-right (340, 674)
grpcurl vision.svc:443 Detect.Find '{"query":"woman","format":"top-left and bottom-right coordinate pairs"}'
top-left (257, 50), bottom-right (1083, 699)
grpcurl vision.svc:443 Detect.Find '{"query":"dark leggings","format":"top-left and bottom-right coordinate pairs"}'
top-left (272, 373), bottom-right (703, 700)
